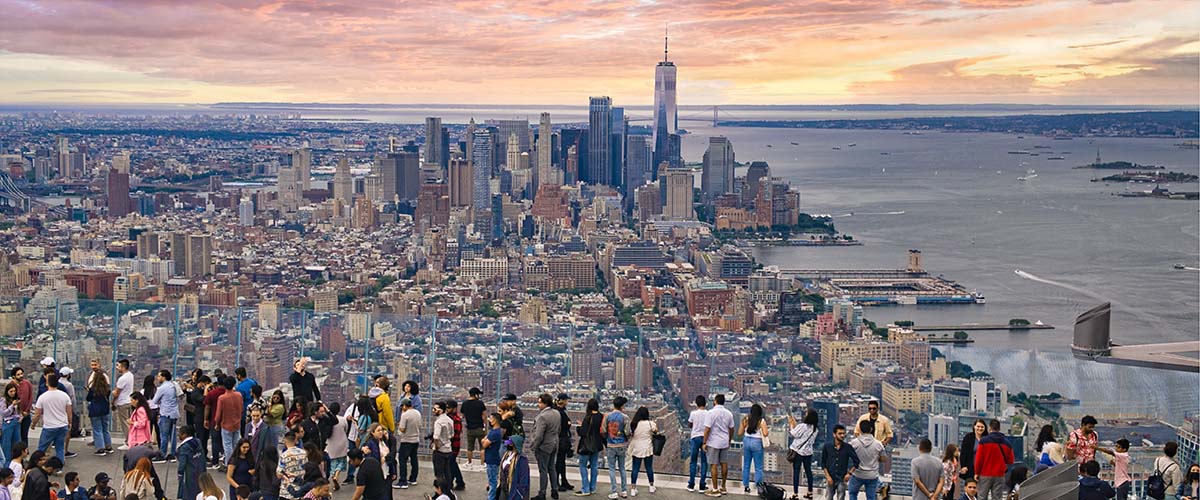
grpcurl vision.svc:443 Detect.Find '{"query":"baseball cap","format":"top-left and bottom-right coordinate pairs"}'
top-left (502, 393), bottom-right (518, 401)
top-left (400, 398), bottom-right (412, 407)
top-left (95, 473), bottom-right (110, 483)
top-left (40, 357), bottom-right (55, 367)
top-left (59, 367), bottom-right (74, 376)
top-left (469, 387), bottom-right (482, 396)
top-left (556, 393), bottom-right (570, 401)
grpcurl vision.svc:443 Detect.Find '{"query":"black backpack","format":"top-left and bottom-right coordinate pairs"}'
top-left (758, 482), bottom-right (785, 500)
top-left (1147, 461), bottom-right (1177, 500)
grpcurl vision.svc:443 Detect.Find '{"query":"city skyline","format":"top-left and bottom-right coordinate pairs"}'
top-left (0, 0), bottom-right (1197, 106)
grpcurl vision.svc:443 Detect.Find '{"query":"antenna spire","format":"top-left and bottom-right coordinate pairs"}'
top-left (664, 23), bottom-right (669, 62)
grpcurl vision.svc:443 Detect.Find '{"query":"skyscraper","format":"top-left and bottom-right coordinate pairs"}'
top-left (664, 170), bottom-right (693, 220)
top-left (701, 136), bottom-right (734, 202)
top-left (56, 137), bottom-right (71, 178)
top-left (333, 157), bottom-right (353, 205)
top-left (278, 167), bottom-right (299, 211)
top-left (292, 148), bottom-right (311, 191)
top-left (186, 234), bottom-right (212, 278)
top-left (106, 169), bottom-right (131, 218)
top-left (238, 196), bottom-right (255, 226)
top-left (611, 107), bottom-right (627, 191)
top-left (424, 117), bottom-right (447, 169)
top-left (112, 151), bottom-right (131, 175)
top-left (587, 96), bottom-right (612, 185)
top-left (395, 151), bottom-right (421, 202)
top-left (653, 28), bottom-right (678, 170)
top-left (537, 112), bottom-right (553, 187)
top-left (625, 135), bottom-right (652, 192)
top-left (471, 128), bottom-right (496, 213)
top-left (448, 158), bottom-right (473, 207)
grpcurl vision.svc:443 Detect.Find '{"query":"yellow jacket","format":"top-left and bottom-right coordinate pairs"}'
top-left (376, 392), bottom-right (395, 432)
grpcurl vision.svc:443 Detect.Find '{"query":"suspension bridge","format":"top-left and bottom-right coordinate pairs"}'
top-left (626, 105), bottom-right (744, 127)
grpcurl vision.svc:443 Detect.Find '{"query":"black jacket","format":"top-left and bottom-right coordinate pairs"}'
top-left (1079, 476), bottom-right (1116, 500)
top-left (576, 412), bottom-right (605, 455)
top-left (25, 468), bottom-right (52, 500)
top-left (557, 407), bottom-right (573, 452)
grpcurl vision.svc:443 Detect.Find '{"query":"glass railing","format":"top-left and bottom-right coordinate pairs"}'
top-left (1, 295), bottom-right (1197, 492)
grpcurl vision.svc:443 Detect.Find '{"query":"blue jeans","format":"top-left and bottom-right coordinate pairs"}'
top-left (632, 456), bottom-right (655, 486)
top-left (158, 415), bottom-right (177, 456)
top-left (848, 476), bottom-right (879, 500)
top-left (38, 426), bottom-right (68, 462)
top-left (487, 463), bottom-right (499, 500)
top-left (606, 446), bottom-right (628, 494)
top-left (90, 415), bottom-right (112, 451)
top-left (1, 418), bottom-right (21, 462)
top-left (578, 453), bottom-right (599, 494)
top-left (221, 428), bottom-right (241, 464)
top-left (742, 436), bottom-right (764, 487)
top-left (689, 436), bottom-right (708, 489)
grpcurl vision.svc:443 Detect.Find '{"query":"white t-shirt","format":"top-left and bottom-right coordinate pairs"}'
top-left (9, 460), bottom-right (23, 487)
top-left (34, 389), bottom-right (73, 428)
top-left (704, 405), bottom-right (735, 449)
top-left (115, 372), bottom-right (135, 406)
top-left (688, 409), bottom-right (709, 439)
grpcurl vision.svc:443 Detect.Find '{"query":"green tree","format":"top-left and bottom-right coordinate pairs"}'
top-left (954, 330), bottom-right (969, 340)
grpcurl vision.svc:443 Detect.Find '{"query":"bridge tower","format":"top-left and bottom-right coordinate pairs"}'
top-left (712, 106), bottom-right (719, 127)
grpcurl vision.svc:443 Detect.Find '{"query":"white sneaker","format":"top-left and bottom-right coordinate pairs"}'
top-left (649, 486), bottom-right (656, 494)
top-left (117, 444), bottom-right (129, 451)
top-left (609, 493), bottom-right (619, 500)
top-left (687, 487), bottom-right (695, 492)
top-left (630, 488), bottom-right (638, 497)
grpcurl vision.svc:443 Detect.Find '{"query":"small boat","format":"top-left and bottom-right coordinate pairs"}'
top-left (790, 142), bottom-right (799, 146)
top-left (880, 152), bottom-right (890, 155)
top-left (832, 147), bottom-right (841, 150)
top-left (1047, 156), bottom-right (1065, 160)
top-left (766, 144), bottom-right (773, 147)
top-left (1175, 264), bottom-right (1187, 270)
top-left (847, 143), bottom-right (857, 147)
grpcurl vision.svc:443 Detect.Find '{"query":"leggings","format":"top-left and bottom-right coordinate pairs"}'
top-left (792, 455), bottom-right (813, 494)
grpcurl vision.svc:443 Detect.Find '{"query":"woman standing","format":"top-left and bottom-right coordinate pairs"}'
top-left (959, 419), bottom-right (986, 482)
top-left (739, 404), bottom-right (769, 493)
top-left (1, 382), bottom-right (22, 462)
top-left (402, 381), bottom-right (422, 415)
top-left (225, 439), bottom-right (256, 500)
top-left (141, 376), bottom-right (159, 446)
top-left (266, 391), bottom-right (287, 451)
top-left (127, 392), bottom-right (152, 448)
top-left (629, 406), bottom-right (658, 496)
top-left (1034, 425), bottom-right (1064, 473)
top-left (788, 410), bottom-right (819, 500)
top-left (324, 403), bottom-right (349, 491)
top-left (940, 444), bottom-right (959, 500)
top-left (119, 458), bottom-right (156, 500)
top-left (361, 424), bottom-right (389, 463)
top-left (85, 374), bottom-right (112, 456)
top-left (497, 440), bottom-right (529, 500)
top-left (575, 399), bottom-right (604, 497)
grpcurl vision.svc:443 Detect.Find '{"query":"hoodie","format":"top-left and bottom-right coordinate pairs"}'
top-left (1078, 476), bottom-right (1116, 500)
top-left (974, 432), bottom-right (1014, 478)
top-left (850, 433), bottom-right (885, 480)
top-left (367, 387), bottom-right (394, 433)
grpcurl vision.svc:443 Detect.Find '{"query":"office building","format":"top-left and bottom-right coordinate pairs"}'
top-left (537, 112), bottom-right (554, 186)
top-left (889, 447), bottom-right (920, 497)
top-left (448, 158), bottom-right (473, 207)
top-left (587, 96), bottom-right (613, 185)
top-left (701, 136), bottom-right (735, 202)
top-left (106, 169), bottom-right (131, 218)
top-left (112, 151), bottom-right (131, 175)
top-left (424, 117), bottom-right (447, 169)
top-left (611, 106), bottom-right (627, 191)
top-left (929, 414), bottom-right (957, 451)
top-left (292, 148), bottom-right (311, 191)
top-left (415, 182), bottom-right (451, 231)
top-left (186, 234), bottom-right (212, 278)
top-left (653, 30), bottom-right (678, 169)
top-left (136, 232), bottom-right (159, 259)
top-left (745, 161), bottom-right (770, 202)
top-left (664, 170), bottom-right (693, 220)
top-left (471, 128), bottom-right (497, 213)
top-left (490, 119), bottom-right (531, 154)
top-left (278, 167), bottom-right (300, 210)
top-left (238, 196), bottom-right (255, 226)
top-left (626, 135), bottom-right (652, 192)
top-left (333, 157), bottom-right (353, 205)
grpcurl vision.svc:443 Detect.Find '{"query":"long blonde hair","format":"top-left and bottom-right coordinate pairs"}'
top-left (198, 472), bottom-right (223, 500)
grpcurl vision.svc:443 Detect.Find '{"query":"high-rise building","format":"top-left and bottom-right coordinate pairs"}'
top-left (292, 148), bottom-right (311, 191)
top-left (610, 106), bottom-right (627, 191)
top-left (106, 169), bottom-right (131, 218)
top-left (701, 136), bottom-right (735, 202)
top-left (635, 182), bottom-right (662, 221)
top-left (186, 234), bottom-right (212, 278)
top-left (929, 414), bottom-right (957, 451)
top-left (587, 96), bottom-right (613, 185)
top-left (470, 129), bottom-right (496, 213)
top-left (565, 145), bottom-right (579, 185)
top-left (353, 196), bottom-right (376, 229)
top-left (170, 232), bottom-right (187, 277)
top-left (447, 158), bottom-right (473, 207)
top-left (395, 152), bottom-right (420, 202)
top-left (278, 167), bottom-right (299, 211)
top-left (465, 118), bottom-right (477, 159)
top-left (745, 161), bottom-right (770, 203)
top-left (537, 113), bottom-right (554, 187)
top-left (424, 117), bottom-right (447, 170)
top-left (112, 151), bottom-right (131, 175)
top-left (333, 157), bottom-right (353, 205)
top-left (653, 29), bottom-right (678, 170)
top-left (664, 170), bottom-right (693, 220)
top-left (136, 232), bottom-right (159, 259)
top-left (56, 137), bottom-right (71, 178)
top-left (490, 119), bottom-right (531, 154)
top-left (415, 182), bottom-right (450, 231)
top-left (238, 196), bottom-right (255, 226)
top-left (626, 135), bottom-right (652, 191)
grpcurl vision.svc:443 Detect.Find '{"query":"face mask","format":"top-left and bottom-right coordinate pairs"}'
top-left (1188, 472), bottom-right (1199, 482)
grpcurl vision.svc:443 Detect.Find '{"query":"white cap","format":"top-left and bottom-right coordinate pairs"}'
top-left (59, 367), bottom-right (74, 376)
top-left (40, 357), bottom-right (55, 367)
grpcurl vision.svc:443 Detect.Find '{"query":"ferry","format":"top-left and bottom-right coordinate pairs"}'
top-left (847, 143), bottom-right (857, 147)
top-left (790, 142), bottom-right (799, 145)
top-left (1047, 156), bottom-right (1066, 160)
top-left (1175, 264), bottom-right (1188, 270)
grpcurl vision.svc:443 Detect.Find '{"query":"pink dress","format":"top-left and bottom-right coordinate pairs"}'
top-left (128, 406), bottom-right (152, 447)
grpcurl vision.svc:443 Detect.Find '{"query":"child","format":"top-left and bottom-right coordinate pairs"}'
top-left (1, 468), bottom-right (14, 500)
top-left (58, 472), bottom-right (88, 500)
top-left (87, 473), bottom-right (116, 500)
top-left (1111, 439), bottom-right (1133, 500)
top-left (234, 485), bottom-right (251, 500)
top-left (7, 443), bottom-right (26, 490)
top-left (429, 478), bottom-right (456, 500)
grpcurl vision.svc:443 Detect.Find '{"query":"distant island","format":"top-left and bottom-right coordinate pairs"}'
top-left (718, 110), bottom-right (1199, 138)
top-left (1094, 171), bottom-right (1199, 183)
top-left (1075, 160), bottom-right (1165, 170)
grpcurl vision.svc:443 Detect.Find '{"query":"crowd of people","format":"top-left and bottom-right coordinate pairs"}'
top-left (0, 356), bottom-right (1195, 500)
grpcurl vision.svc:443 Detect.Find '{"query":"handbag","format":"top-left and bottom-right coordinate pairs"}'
top-left (651, 433), bottom-right (666, 456)
top-left (786, 449), bottom-right (799, 463)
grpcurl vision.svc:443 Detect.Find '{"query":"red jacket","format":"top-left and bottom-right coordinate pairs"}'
top-left (974, 432), bottom-right (1014, 477)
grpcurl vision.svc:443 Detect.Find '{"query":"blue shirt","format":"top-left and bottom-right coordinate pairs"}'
top-left (603, 411), bottom-right (628, 447)
top-left (236, 378), bottom-right (257, 408)
top-left (150, 381), bottom-right (179, 419)
top-left (484, 428), bottom-right (503, 465)
top-left (59, 487), bottom-right (88, 500)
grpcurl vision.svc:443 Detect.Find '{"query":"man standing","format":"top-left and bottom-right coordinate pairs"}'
top-left (822, 424), bottom-right (860, 500)
top-left (214, 376), bottom-right (244, 465)
top-left (112, 359), bottom-right (134, 450)
top-left (554, 393), bottom-right (574, 492)
top-left (288, 358), bottom-right (320, 406)
top-left (686, 395), bottom-right (709, 492)
top-left (278, 431), bottom-right (307, 499)
top-left (462, 388), bottom-right (487, 470)
top-left (204, 375), bottom-right (228, 465)
top-left (445, 400), bottom-right (467, 491)
top-left (234, 368), bottom-right (257, 417)
top-left (602, 396), bottom-right (630, 500)
top-left (32, 373), bottom-right (73, 462)
top-left (1066, 416), bottom-right (1112, 467)
top-left (500, 394), bottom-right (525, 452)
top-left (13, 367), bottom-right (34, 444)
top-left (529, 394), bottom-right (561, 500)
top-left (150, 370), bottom-right (180, 462)
top-left (56, 367), bottom-right (78, 459)
top-left (703, 393), bottom-right (735, 497)
top-left (395, 398), bottom-right (421, 489)
top-left (431, 402), bottom-right (455, 486)
top-left (848, 420), bottom-right (888, 500)
top-left (177, 425), bottom-right (205, 500)
top-left (853, 401), bottom-right (893, 446)
top-left (1078, 460), bottom-right (1116, 500)
top-left (974, 419), bottom-right (1014, 500)
top-left (912, 438), bottom-right (945, 500)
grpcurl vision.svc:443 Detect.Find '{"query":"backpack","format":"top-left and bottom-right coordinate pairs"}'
top-left (1147, 461), bottom-right (1176, 500)
top-left (757, 482), bottom-right (785, 500)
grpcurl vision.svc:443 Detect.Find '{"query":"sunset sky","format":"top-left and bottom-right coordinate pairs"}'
top-left (0, 0), bottom-right (1197, 105)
